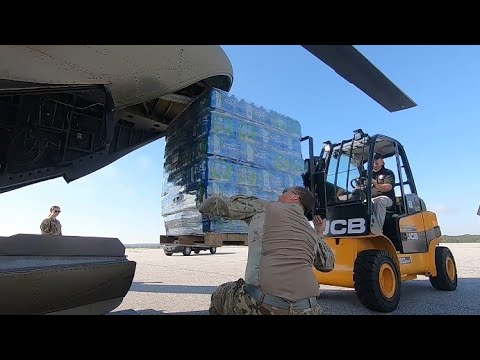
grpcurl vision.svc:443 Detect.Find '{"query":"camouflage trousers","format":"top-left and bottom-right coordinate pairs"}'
top-left (209, 278), bottom-right (322, 315)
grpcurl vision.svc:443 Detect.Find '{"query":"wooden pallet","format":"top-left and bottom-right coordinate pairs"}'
top-left (203, 233), bottom-right (248, 246)
top-left (160, 233), bottom-right (248, 247)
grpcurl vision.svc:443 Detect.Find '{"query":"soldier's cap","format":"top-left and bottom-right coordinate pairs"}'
top-left (373, 152), bottom-right (383, 160)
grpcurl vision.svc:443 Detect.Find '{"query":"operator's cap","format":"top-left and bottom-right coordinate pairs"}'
top-left (373, 152), bottom-right (383, 160)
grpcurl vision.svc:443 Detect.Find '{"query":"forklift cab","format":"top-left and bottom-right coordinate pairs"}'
top-left (302, 129), bottom-right (430, 253)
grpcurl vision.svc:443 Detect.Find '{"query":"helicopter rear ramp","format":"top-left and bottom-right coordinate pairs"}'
top-left (0, 234), bottom-right (136, 315)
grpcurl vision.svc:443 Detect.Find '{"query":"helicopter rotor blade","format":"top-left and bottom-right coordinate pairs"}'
top-left (302, 45), bottom-right (417, 112)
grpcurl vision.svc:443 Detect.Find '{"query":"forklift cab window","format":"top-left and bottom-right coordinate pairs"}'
top-left (326, 151), bottom-right (363, 205)
top-left (381, 155), bottom-right (404, 197)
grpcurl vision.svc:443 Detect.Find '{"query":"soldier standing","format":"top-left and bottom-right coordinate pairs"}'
top-left (40, 206), bottom-right (63, 235)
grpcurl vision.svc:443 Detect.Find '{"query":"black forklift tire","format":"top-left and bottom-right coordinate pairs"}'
top-left (429, 246), bottom-right (458, 291)
top-left (182, 247), bottom-right (192, 256)
top-left (210, 247), bottom-right (217, 254)
top-left (354, 249), bottom-right (401, 313)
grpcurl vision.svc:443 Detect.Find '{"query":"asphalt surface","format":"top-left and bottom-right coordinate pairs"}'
top-left (115, 243), bottom-right (480, 315)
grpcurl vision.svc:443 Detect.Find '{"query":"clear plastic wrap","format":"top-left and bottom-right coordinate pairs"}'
top-left (161, 87), bottom-right (304, 235)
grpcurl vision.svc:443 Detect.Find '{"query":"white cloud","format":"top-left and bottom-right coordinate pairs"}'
top-left (77, 177), bottom-right (89, 184)
top-left (97, 164), bottom-right (118, 178)
top-left (430, 204), bottom-right (450, 214)
top-left (116, 183), bottom-right (136, 197)
top-left (138, 156), bottom-right (152, 170)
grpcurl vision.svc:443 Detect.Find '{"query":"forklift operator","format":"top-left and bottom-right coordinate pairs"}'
top-left (359, 153), bottom-right (396, 235)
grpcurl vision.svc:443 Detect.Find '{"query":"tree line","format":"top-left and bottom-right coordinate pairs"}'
top-left (441, 234), bottom-right (480, 243)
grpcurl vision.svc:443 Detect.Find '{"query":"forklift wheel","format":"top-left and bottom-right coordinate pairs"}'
top-left (354, 249), bottom-right (401, 313)
top-left (429, 246), bottom-right (457, 291)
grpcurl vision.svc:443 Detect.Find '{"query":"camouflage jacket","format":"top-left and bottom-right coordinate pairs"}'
top-left (313, 235), bottom-right (335, 273)
top-left (40, 217), bottom-right (62, 235)
top-left (198, 195), bottom-right (335, 282)
top-left (199, 195), bottom-right (267, 287)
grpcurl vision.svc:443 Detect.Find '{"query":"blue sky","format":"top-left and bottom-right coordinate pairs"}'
top-left (1, 45), bottom-right (479, 243)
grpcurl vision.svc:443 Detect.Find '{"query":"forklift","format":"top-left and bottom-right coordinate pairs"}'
top-left (302, 129), bottom-right (457, 312)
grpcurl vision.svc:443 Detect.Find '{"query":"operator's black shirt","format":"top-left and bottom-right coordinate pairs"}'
top-left (361, 166), bottom-right (396, 203)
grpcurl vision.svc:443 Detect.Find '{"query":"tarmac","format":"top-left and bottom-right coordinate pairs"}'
top-left (114, 243), bottom-right (480, 315)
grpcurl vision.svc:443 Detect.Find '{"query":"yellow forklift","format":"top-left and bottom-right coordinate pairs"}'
top-left (302, 129), bottom-right (457, 312)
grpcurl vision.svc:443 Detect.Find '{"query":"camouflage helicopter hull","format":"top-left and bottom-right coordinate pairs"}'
top-left (0, 234), bottom-right (135, 315)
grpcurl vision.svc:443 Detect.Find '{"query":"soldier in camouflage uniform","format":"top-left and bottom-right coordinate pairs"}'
top-left (40, 206), bottom-right (62, 235)
top-left (199, 187), bottom-right (335, 315)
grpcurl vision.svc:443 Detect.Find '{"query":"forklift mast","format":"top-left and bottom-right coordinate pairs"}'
top-left (301, 136), bottom-right (327, 221)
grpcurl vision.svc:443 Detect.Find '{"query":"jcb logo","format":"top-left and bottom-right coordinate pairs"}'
top-left (324, 218), bottom-right (366, 235)
top-left (406, 232), bottom-right (418, 240)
